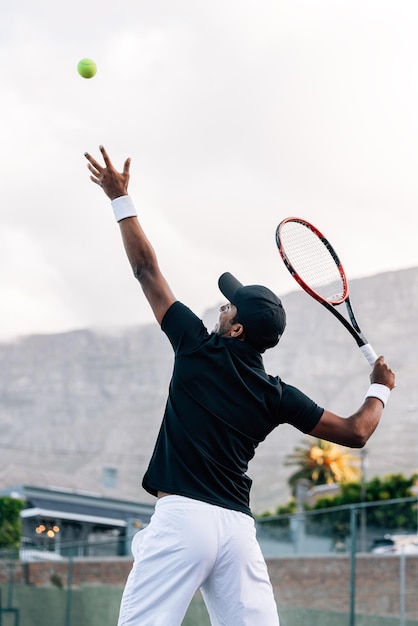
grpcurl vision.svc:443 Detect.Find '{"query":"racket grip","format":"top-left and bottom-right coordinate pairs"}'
top-left (360, 343), bottom-right (378, 366)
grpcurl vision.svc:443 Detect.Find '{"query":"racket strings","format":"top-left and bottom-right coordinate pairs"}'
top-left (279, 222), bottom-right (346, 303)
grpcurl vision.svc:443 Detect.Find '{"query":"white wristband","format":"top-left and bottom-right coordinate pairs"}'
top-left (365, 383), bottom-right (391, 407)
top-left (111, 196), bottom-right (137, 222)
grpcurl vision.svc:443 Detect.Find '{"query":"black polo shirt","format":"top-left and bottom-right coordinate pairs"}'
top-left (142, 301), bottom-right (323, 516)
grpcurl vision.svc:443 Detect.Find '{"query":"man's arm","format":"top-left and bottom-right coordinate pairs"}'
top-left (84, 146), bottom-right (176, 324)
top-left (310, 356), bottom-right (395, 447)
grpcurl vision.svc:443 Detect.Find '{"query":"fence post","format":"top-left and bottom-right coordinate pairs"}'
top-left (7, 552), bottom-right (16, 608)
top-left (400, 547), bottom-right (406, 626)
top-left (65, 548), bottom-right (74, 626)
top-left (349, 504), bottom-right (357, 626)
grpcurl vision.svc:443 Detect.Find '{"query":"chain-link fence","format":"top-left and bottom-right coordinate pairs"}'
top-left (1, 496), bottom-right (417, 626)
top-left (256, 496), bottom-right (418, 626)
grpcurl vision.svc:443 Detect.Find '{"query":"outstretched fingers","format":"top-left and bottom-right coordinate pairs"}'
top-left (122, 157), bottom-right (131, 177)
top-left (85, 152), bottom-right (101, 171)
top-left (99, 145), bottom-right (113, 168)
top-left (84, 149), bottom-right (108, 187)
top-left (84, 146), bottom-right (131, 199)
top-left (88, 170), bottom-right (101, 187)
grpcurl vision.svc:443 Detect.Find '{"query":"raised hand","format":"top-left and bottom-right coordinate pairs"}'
top-left (84, 145), bottom-right (131, 201)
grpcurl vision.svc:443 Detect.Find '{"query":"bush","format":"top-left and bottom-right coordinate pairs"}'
top-left (0, 496), bottom-right (25, 549)
top-left (309, 473), bottom-right (418, 536)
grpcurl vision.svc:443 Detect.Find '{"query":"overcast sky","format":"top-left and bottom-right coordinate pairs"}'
top-left (1, 0), bottom-right (418, 340)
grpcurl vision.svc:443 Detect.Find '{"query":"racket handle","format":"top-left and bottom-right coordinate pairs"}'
top-left (360, 343), bottom-right (378, 366)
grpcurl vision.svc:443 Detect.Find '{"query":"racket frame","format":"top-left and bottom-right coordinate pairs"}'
top-left (276, 217), bottom-right (378, 365)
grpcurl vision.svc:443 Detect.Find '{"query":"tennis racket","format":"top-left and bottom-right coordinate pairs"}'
top-left (276, 217), bottom-right (378, 366)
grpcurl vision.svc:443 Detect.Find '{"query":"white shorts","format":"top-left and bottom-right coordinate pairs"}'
top-left (117, 495), bottom-right (280, 626)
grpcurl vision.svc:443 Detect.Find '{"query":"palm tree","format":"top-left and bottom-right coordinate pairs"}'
top-left (285, 437), bottom-right (361, 496)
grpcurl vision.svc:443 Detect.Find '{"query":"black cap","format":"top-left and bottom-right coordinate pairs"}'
top-left (218, 272), bottom-right (286, 353)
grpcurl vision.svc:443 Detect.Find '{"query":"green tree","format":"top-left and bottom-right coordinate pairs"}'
top-left (285, 437), bottom-right (361, 495)
top-left (363, 473), bottom-right (418, 529)
top-left (310, 473), bottom-right (418, 536)
top-left (0, 497), bottom-right (25, 550)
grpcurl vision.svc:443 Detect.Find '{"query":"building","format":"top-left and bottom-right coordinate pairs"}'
top-left (0, 485), bottom-right (154, 558)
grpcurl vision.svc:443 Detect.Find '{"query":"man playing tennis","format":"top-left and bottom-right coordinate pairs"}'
top-left (85, 146), bottom-right (395, 626)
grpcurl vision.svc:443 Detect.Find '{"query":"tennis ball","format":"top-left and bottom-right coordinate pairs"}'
top-left (77, 58), bottom-right (97, 79)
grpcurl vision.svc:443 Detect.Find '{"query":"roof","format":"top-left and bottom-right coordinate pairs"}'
top-left (0, 484), bottom-right (155, 526)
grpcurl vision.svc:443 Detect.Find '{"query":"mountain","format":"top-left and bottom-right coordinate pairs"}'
top-left (0, 267), bottom-right (417, 514)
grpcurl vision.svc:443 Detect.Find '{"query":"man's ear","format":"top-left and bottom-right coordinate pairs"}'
top-left (230, 323), bottom-right (244, 339)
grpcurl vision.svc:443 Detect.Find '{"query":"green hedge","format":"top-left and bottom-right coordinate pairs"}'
top-left (0, 497), bottom-right (25, 549)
